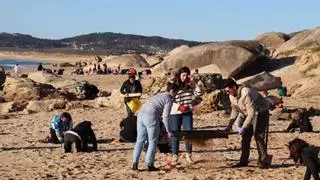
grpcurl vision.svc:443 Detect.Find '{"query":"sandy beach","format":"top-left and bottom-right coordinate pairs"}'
top-left (1, 70), bottom-right (320, 179)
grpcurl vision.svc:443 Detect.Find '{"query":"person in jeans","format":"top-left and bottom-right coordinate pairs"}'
top-left (224, 78), bottom-right (272, 168)
top-left (120, 69), bottom-right (142, 117)
top-left (169, 66), bottom-right (203, 164)
top-left (132, 82), bottom-right (179, 171)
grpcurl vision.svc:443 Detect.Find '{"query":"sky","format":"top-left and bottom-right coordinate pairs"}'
top-left (1, 0), bottom-right (319, 42)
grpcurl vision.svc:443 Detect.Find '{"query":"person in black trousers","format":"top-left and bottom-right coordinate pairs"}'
top-left (120, 70), bottom-right (142, 117)
top-left (64, 121), bottom-right (97, 153)
top-left (288, 138), bottom-right (320, 180)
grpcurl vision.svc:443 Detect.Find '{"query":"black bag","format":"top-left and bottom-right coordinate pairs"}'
top-left (119, 116), bottom-right (137, 142)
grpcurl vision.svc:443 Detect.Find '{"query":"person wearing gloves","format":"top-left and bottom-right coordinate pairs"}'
top-left (223, 78), bottom-right (272, 168)
top-left (288, 138), bottom-right (320, 180)
top-left (132, 82), bottom-right (179, 171)
top-left (169, 66), bottom-right (203, 164)
top-left (49, 112), bottom-right (73, 144)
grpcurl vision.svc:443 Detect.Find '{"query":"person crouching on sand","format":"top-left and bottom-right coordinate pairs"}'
top-left (288, 138), bottom-right (320, 180)
top-left (132, 82), bottom-right (179, 171)
top-left (48, 112), bottom-right (73, 144)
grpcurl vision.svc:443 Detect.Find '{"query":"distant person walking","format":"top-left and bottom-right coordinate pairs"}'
top-left (13, 64), bottom-right (21, 78)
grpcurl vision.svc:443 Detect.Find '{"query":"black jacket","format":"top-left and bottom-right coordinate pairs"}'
top-left (72, 121), bottom-right (97, 151)
top-left (119, 116), bottom-right (137, 142)
top-left (120, 79), bottom-right (142, 102)
top-left (300, 146), bottom-right (320, 180)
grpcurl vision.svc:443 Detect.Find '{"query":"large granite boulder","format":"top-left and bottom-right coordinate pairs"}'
top-left (256, 32), bottom-right (289, 56)
top-left (274, 27), bottom-right (320, 57)
top-left (3, 78), bottom-right (55, 101)
top-left (153, 40), bottom-right (267, 78)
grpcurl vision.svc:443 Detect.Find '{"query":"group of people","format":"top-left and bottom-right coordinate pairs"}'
top-left (42, 65), bottom-right (320, 179)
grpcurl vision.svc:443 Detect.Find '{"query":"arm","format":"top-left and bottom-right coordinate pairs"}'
top-left (241, 93), bottom-right (257, 129)
top-left (120, 81), bottom-right (127, 94)
top-left (162, 100), bottom-right (173, 133)
top-left (301, 153), bottom-right (320, 180)
top-left (227, 105), bottom-right (240, 128)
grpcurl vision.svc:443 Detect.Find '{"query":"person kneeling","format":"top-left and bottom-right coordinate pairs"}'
top-left (288, 138), bottom-right (320, 180)
top-left (64, 121), bottom-right (97, 153)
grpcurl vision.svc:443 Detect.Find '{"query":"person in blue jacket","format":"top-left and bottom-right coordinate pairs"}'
top-left (49, 112), bottom-right (73, 144)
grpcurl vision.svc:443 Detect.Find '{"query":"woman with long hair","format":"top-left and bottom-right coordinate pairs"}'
top-left (170, 66), bottom-right (203, 164)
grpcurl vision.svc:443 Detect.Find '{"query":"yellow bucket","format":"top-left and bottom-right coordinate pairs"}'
top-left (127, 98), bottom-right (142, 113)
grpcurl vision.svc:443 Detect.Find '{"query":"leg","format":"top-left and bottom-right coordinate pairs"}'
top-left (254, 113), bottom-right (269, 164)
top-left (50, 128), bottom-right (59, 144)
top-left (170, 114), bottom-right (182, 155)
top-left (132, 114), bottom-right (148, 164)
top-left (182, 112), bottom-right (193, 153)
top-left (64, 134), bottom-right (73, 153)
top-left (145, 119), bottom-right (160, 165)
top-left (240, 126), bottom-right (253, 164)
top-left (76, 140), bottom-right (83, 152)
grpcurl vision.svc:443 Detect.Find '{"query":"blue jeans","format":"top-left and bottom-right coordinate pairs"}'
top-left (132, 113), bottom-right (160, 165)
top-left (170, 111), bottom-right (193, 154)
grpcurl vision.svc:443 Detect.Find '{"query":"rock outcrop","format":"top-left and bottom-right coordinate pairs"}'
top-left (3, 78), bottom-right (55, 102)
top-left (153, 40), bottom-right (267, 78)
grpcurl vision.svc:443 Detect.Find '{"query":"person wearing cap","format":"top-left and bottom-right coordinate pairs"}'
top-left (223, 78), bottom-right (272, 168)
top-left (120, 69), bottom-right (143, 117)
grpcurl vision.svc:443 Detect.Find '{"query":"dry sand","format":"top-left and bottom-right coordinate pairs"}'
top-left (1, 53), bottom-right (320, 179)
top-left (1, 74), bottom-right (320, 179)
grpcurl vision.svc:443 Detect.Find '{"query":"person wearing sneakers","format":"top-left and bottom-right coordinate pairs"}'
top-left (132, 82), bottom-right (179, 171)
top-left (169, 66), bottom-right (203, 164)
top-left (223, 78), bottom-right (272, 168)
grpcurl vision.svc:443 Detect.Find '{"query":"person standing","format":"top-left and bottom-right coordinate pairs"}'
top-left (223, 78), bottom-right (272, 168)
top-left (132, 82), bottom-right (178, 171)
top-left (120, 69), bottom-right (142, 117)
top-left (13, 64), bottom-right (21, 78)
top-left (169, 66), bottom-right (203, 164)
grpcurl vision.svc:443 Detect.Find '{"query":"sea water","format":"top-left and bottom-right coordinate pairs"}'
top-left (0, 59), bottom-right (46, 70)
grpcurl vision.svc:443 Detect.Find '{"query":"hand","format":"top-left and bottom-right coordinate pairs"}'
top-left (225, 126), bottom-right (232, 133)
top-left (167, 132), bottom-right (174, 139)
top-left (239, 128), bottom-right (245, 135)
top-left (178, 105), bottom-right (189, 112)
top-left (58, 137), bottom-right (64, 143)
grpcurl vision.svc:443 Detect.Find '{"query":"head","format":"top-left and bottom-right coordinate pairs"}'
top-left (60, 112), bottom-right (72, 123)
top-left (174, 66), bottom-right (191, 88)
top-left (195, 69), bottom-right (199, 73)
top-left (287, 138), bottom-right (309, 164)
top-left (128, 75), bottom-right (135, 83)
top-left (222, 78), bottom-right (239, 97)
top-left (166, 82), bottom-right (179, 97)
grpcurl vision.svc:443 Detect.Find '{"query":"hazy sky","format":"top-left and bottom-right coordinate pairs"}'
top-left (1, 0), bottom-right (319, 42)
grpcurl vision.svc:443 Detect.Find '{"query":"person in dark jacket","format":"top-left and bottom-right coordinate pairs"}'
top-left (120, 71), bottom-right (143, 117)
top-left (288, 138), bottom-right (320, 180)
top-left (64, 121), bottom-right (97, 153)
top-left (37, 63), bottom-right (43, 71)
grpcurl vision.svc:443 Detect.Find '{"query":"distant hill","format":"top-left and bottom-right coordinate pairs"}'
top-left (0, 32), bottom-right (201, 55)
